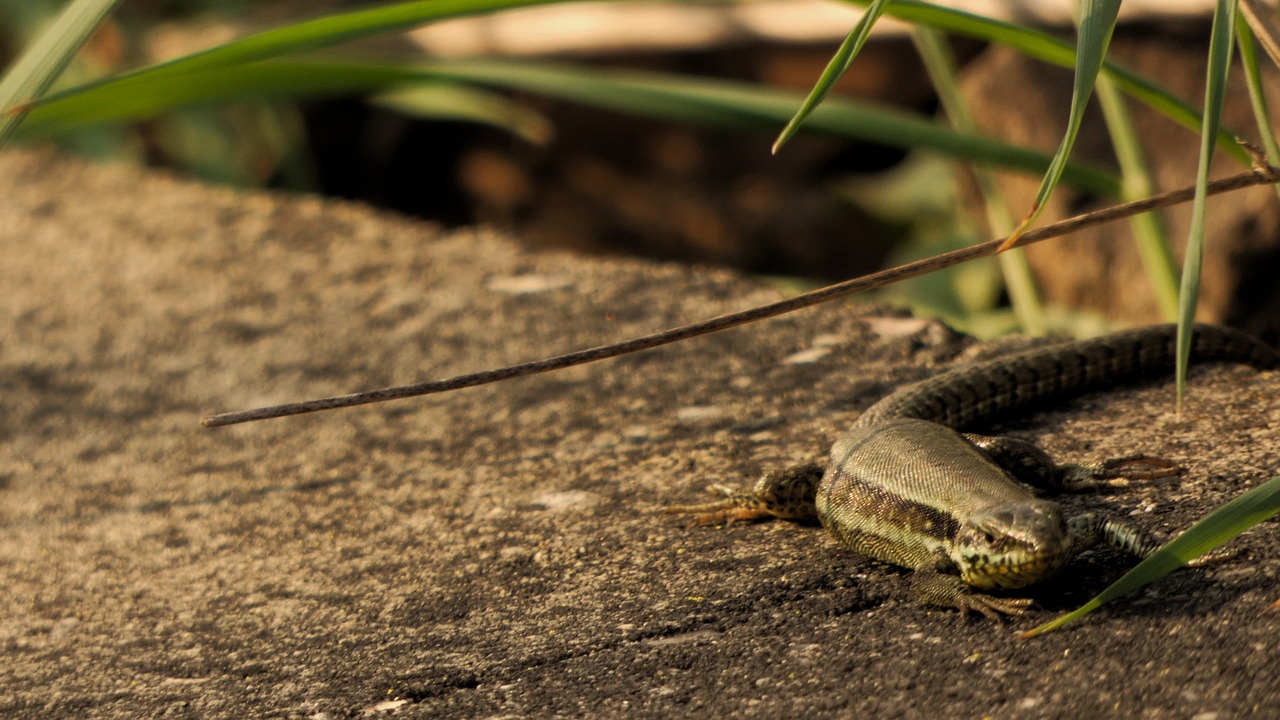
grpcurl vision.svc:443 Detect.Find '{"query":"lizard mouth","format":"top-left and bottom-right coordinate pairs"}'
top-left (962, 553), bottom-right (1065, 590)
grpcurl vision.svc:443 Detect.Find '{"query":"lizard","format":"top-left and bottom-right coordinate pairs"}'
top-left (665, 323), bottom-right (1280, 619)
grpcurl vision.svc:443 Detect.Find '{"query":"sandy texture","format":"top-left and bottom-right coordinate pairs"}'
top-left (2, 148), bottom-right (1279, 718)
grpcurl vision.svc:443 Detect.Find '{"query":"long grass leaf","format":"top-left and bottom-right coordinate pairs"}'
top-left (0, 0), bottom-right (121, 146)
top-left (14, 0), bottom-right (597, 115)
top-left (1024, 474), bottom-right (1280, 637)
top-left (1006, 0), bottom-right (1120, 244)
top-left (17, 61), bottom-right (417, 135)
top-left (372, 83), bottom-right (553, 145)
top-left (1241, 0), bottom-right (1280, 68)
top-left (1236, 12), bottom-right (1280, 203)
top-left (1093, 56), bottom-right (1180, 319)
top-left (15, 0), bottom-right (1247, 176)
top-left (911, 26), bottom-right (1045, 334)
top-left (1177, 0), bottom-right (1239, 410)
top-left (772, 0), bottom-right (890, 153)
top-left (17, 58), bottom-right (1123, 196)
top-left (416, 59), bottom-right (1122, 195)
top-left (841, 0), bottom-right (1249, 165)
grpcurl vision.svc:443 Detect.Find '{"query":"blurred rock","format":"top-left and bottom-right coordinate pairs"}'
top-left (961, 22), bottom-right (1280, 341)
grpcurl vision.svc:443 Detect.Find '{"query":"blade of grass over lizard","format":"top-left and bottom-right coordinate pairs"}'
top-left (1023, 474), bottom-right (1280, 638)
top-left (1177, 0), bottom-right (1239, 412)
top-left (772, 0), bottom-right (890, 153)
top-left (199, 165), bottom-right (1280, 427)
top-left (0, 0), bottom-right (121, 147)
top-left (1003, 0), bottom-right (1120, 248)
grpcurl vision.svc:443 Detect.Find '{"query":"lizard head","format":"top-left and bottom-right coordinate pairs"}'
top-left (950, 499), bottom-right (1072, 590)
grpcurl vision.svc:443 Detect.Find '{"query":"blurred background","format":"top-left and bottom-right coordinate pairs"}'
top-left (8, 0), bottom-right (1278, 339)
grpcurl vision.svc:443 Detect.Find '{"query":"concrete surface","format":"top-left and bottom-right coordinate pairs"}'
top-left (2, 148), bottom-right (1279, 718)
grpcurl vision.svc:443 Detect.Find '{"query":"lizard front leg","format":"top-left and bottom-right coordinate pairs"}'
top-left (1064, 512), bottom-right (1229, 566)
top-left (911, 571), bottom-right (1034, 620)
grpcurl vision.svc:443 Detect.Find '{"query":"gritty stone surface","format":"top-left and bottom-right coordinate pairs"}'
top-left (2, 148), bottom-right (1279, 718)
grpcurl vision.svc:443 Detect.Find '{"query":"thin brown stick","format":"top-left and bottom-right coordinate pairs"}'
top-left (1242, 0), bottom-right (1280, 70)
top-left (201, 165), bottom-right (1280, 428)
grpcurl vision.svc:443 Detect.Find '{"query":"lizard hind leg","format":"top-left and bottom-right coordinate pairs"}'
top-left (662, 462), bottom-right (824, 525)
top-left (965, 433), bottom-right (1181, 492)
top-left (1058, 455), bottom-right (1182, 490)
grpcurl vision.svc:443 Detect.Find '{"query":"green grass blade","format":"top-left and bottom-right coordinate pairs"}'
top-left (1093, 54), bottom-right (1180, 320)
top-left (841, 0), bottom-right (1250, 165)
top-left (772, 0), bottom-right (890, 153)
top-left (1177, 0), bottom-right (1239, 411)
top-left (14, 0), bottom-right (1245, 177)
top-left (1236, 12), bottom-right (1280, 202)
top-left (0, 0), bottom-right (121, 147)
top-left (371, 83), bottom-right (553, 145)
top-left (911, 26), bottom-right (1045, 335)
top-left (1241, 0), bottom-right (1280, 69)
top-left (415, 59), bottom-right (1122, 195)
top-left (17, 0), bottom-right (595, 114)
top-left (1024, 474), bottom-right (1280, 637)
top-left (775, 0), bottom-right (1233, 166)
top-left (17, 57), bottom-right (1123, 196)
top-left (1011, 0), bottom-right (1120, 239)
top-left (17, 61), bottom-right (424, 136)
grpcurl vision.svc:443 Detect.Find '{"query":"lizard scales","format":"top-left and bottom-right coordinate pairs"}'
top-left (852, 322), bottom-right (1279, 430)
top-left (668, 323), bottom-right (1280, 618)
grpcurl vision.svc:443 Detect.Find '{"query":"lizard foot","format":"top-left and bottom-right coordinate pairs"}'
top-left (662, 463), bottom-right (823, 525)
top-left (661, 496), bottom-right (774, 525)
top-left (956, 595), bottom-right (1034, 621)
top-left (912, 572), bottom-right (1033, 620)
top-left (1059, 455), bottom-right (1182, 490)
top-left (1183, 542), bottom-right (1238, 567)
